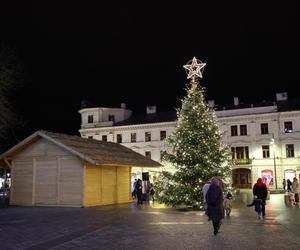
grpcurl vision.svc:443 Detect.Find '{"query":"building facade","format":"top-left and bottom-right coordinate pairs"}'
top-left (79, 93), bottom-right (300, 190)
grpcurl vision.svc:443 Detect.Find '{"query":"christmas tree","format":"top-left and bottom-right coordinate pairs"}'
top-left (155, 57), bottom-right (232, 208)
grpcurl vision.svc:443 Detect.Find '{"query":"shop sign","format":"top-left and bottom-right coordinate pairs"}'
top-left (261, 169), bottom-right (273, 185)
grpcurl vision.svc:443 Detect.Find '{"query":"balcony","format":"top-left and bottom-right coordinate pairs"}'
top-left (233, 158), bottom-right (252, 165)
top-left (82, 121), bottom-right (114, 129)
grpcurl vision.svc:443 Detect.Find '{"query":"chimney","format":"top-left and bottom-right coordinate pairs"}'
top-left (276, 92), bottom-right (288, 101)
top-left (234, 97), bottom-right (239, 106)
top-left (208, 100), bottom-right (215, 108)
top-left (121, 103), bottom-right (126, 109)
top-left (146, 105), bottom-right (157, 114)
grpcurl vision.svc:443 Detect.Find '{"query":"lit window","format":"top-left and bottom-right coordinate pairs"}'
top-left (145, 132), bottom-right (151, 142)
top-left (261, 123), bottom-right (269, 135)
top-left (117, 134), bottom-right (122, 143)
top-left (231, 146), bottom-right (249, 159)
top-left (88, 115), bottom-right (93, 123)
top-left (131, 133), bottom-right (136, 143)
top-left (231, 126), bottom-right (238, 136)
top-left (286, 144), bottom-right (294, 158)
top-left (284, 121), bottom-right (293, 133)
top-left (262, 145), bottom-right (270, 158)
top-left (102, 135), bottom-right (107, 142)
top-left (240, 125), bottom-right (247, 136)
top-left (160, 131), bottom-right (166, 140)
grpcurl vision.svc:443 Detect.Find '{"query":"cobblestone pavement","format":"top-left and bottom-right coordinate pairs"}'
top-left (0, 194), bottom-right (300, 250)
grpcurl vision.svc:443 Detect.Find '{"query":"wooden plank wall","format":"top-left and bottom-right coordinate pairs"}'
top-left (101, 166), bottom-right (117, 205)
top-left (11, 138), bottom-right (83, 206)
top-left (35, 156), bottom-right (57, 205)
top-left (84, 164), bottom-right (102, 206)
top-left (117, 166), bottom-right (131, 203)
top-left (58, 157), bottom-right (83, 206)
top-left (11, 159), bottom-right (33, 205)
top-left (84, 164), bottom-right (132, 207)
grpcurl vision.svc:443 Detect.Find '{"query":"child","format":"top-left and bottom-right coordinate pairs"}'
top-left (247, 196), bottom-right (263, 220)
top-left (223, 192), bottom-right (233, 216)
top-left (289, 191), bottom-right (296, 206)
top-left (149, 183), bottom-right (155, 202)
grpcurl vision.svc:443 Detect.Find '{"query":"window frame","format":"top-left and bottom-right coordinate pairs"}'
top-left (284, 121), bottom-right (293, 133)
top-left (145, 132), bottom-right (151, 142)
top-left (160, 130), bottom-right (166, 141)
top-left (260, 123), bottom-right (269, 135)
top-left (87, 115), bottom-right (94, 124)
top-left (262, 145), bottom-right (270, 158)
top-left (131, 133), bottom-right (137, 143)
top-left (240, 125), bottom-right (247, 136)
top-left (231, 125), bottom-right (238, 136)
top-left (286, 144), bottom-right (295, 158)
top-left (116, 134), bottom-right (122, 143)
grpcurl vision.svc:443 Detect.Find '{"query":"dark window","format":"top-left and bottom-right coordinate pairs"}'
top-left (102, 135), bottom-right (107, 142)
top-left (88, 136), bottom-right (93, 139)
top-left (88, 115), bottom-right (93, 123)
top-left (160, 131), bottom-right (166, 140)
top-left (284, 121), bottom-right (293, 133)
top-left (286, 144), bottom-right (294, 158)
top-left (262, 145), bottom-right (270, 158)
top-left (240, 125), bottom-right (247, 136)
top-left (145, 151), bottom-right (151, 158)
top-left (231, 126), bottom-right (238, 136)
top-left (261, 123), bottom-right (269, 135)
top-left (117, 134), bottom-right (122, 143)
top-left (108, 115), bottom-right (115, 122)
top-left (145, 132), bottom-right (151, 142)
top-left (131, 133), bottom-right (136, 143)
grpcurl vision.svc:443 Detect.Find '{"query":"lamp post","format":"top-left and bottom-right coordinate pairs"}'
top-left (270, 136), bottom-right (278, 189)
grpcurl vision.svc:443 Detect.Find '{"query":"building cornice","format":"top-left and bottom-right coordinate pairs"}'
top-left (79, 121), bottom-right (177, 134)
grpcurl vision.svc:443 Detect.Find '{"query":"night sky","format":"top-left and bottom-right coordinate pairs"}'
top-left (1, 2), bottom-right (300, 139)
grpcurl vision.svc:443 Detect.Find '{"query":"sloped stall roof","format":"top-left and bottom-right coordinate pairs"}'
top-left (0, 131), bottom-right (161, 168)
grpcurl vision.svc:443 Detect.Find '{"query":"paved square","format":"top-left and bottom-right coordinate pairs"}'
top-left (0, 194), bottom-right (300, 250)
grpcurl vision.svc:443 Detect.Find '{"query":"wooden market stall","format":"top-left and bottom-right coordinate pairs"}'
top-left (0, 131), bottom-right (161, 207)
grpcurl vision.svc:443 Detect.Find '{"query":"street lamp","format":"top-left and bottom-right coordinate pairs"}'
top-left (270, 136), bottom-right (278, 189)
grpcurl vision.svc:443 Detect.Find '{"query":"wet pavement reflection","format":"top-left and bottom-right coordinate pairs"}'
top-left (0, 193), bottom-right (300, 249)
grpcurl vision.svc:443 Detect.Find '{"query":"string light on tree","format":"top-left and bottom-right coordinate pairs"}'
top-left (155, 57), bottom-right (232, 209)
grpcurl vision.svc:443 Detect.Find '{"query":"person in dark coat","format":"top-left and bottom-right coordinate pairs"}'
top-left (206, 178), bottom-right (224, 235)
top-left (287, 179), bottom-right (292, 192)
top-left (136, 179), bottom-right (143, 205)
top-left (253, 178), bottom-right (268, 217)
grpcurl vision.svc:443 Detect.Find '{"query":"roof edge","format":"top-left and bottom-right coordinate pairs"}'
top-left (0, 131), bottom-right (96, 165)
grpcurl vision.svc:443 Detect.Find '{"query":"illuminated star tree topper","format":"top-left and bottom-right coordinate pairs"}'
top-left (183, 57), bottom-right (206, 81)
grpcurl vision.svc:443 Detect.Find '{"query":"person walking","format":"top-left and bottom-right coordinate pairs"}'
top-left (202, 180), bottom-right (211, 213)
top-left (282, 178), bottom-right (286, 191)
top-left (253, 178), bottom-right (268, 217)
top-left (136, 179), bottom-right (143, 205)
top-left (206, 178), bottom-right (224, 235)
top-left (223, 192), bottom-right (233, 216)
top-left (247, 196), bottom-right (264, 220)
top-left (287, 179), bottom-right (292, 192)
top-left (292, 177), bottom-right (299, 204)
top-left (132, 179), bottom-right (137, 199)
